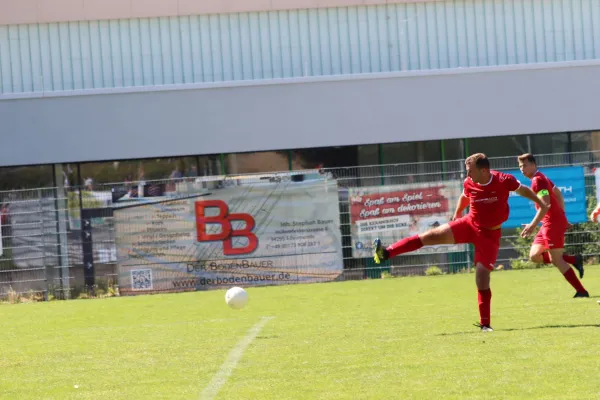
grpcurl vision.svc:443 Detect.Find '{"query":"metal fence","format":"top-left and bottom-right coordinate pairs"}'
top-left (328, 151), bottom-right (600, 279)
top-left (1, 151), bottom-right (599, 300)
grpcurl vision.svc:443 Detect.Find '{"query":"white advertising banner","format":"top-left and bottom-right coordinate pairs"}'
top-left (114, 180), bottom-right (343, 294)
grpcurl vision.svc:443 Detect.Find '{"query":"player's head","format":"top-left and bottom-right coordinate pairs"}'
top-left (465, 153), bottom-right (491, 184)
top-left (517, 153), bottom-right (537, 178)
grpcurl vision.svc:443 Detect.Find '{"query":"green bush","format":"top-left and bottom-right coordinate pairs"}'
top-left (380, 271), bottom-right (393, 279)
top-left (510, 259), bottom-right (543, 270)
top-left (107, 285), bottom-right (120, 297)
top-left (425, 266), bottom-right (443, 276)
top-left (508, 226), bottom-right (546, 270)
top-left (564, 195), bottom-right (600, 263)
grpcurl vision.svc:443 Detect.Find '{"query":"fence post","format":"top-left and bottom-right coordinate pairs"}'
top-left (220, 154), bottom-right (226, 175)
top-left (53, 164), bottom-right (71, 300)
top-left (38, 188), bottom-right (48, 301)
top-left (567, 132), bottom-right (573, 165)
top-left (195, 156), bottom-right (201, 177)
top-left (77, 164), bottom-right (94, 291)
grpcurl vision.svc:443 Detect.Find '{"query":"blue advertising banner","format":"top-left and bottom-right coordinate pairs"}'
top-left (504, 166), bottom-right (587, 228)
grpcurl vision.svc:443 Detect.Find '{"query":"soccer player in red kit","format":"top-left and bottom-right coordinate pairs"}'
top-left (517, 153), bottom-right (588, 297)
top-left (373, 153), bottom-right (549, 332)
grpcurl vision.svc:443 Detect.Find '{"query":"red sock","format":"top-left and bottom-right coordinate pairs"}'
top-left (478, 289), bottom-right (492, 326)
top-left (542, 252), bottom-right (551, 264)
top-left (386, 235), bottom-right (423, 258)
top-left (563, 254), bottom-right (576, 265)
top-left (563, 269), bottom-right (586, 293)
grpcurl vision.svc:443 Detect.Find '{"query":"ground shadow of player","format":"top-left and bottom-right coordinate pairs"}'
top-left (437, 323), bottom-right (599, 336)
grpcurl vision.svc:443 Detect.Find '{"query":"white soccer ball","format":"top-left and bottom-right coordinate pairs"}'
top-left (225, 287), bottom-right (248, 309)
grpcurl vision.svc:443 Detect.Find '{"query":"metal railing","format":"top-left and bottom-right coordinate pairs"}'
top-left (1, 152), bottom-right (598, 300)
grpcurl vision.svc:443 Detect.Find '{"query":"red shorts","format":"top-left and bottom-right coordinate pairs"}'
top-left (449, 217), bottom-right (502, 271)
top-left (533, 223), bottom-right (566, 250)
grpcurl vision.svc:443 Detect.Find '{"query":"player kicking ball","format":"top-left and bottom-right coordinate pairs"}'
top-left (373, 153), bottom-right (548, 332)
top-left (517, 153), bottom-right (588, 298)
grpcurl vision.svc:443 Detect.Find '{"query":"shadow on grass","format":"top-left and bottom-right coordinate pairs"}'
top-left (437, 323), bottom-right (599, 336)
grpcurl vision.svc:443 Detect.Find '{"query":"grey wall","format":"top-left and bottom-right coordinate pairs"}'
top-left (1, 60), bottom-right (600, 167)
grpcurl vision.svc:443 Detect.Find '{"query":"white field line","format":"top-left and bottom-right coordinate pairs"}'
top-left (199, 316), bottom-right (274, 400)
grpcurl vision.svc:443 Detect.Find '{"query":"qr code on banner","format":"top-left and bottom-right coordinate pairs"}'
top-left (131, 269), bottom-right (153, 290)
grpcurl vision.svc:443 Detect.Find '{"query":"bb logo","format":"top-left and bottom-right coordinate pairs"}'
top-left (195, 200), bottom-right (258, 255)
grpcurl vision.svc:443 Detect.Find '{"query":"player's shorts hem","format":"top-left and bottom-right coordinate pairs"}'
top-left (450, 217), bottom-right (501, 269)
top-left (533, 224), bottom-right (566, 250)
top-left (475, 261), bottom-right (495, 271)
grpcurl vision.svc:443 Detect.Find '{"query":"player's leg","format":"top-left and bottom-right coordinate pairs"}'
top-left (563, 252), bottom-right (584, 279)
top-left (548, 248), bottom-right (589, 298)
top-left (373, 218), bottom-right (463, 264)
top-left (536, 250), bottom-right (584, 278)
top-left (529, 227), bottom-right (554, 264)
top-left (533, 225), bottom-right (584, 278)
top-left (474, 262), bottom-right (493, 332)
top-left (472, 229), bottom-right (501, 332)
top-left (529, 243), bottom-right (548, 264)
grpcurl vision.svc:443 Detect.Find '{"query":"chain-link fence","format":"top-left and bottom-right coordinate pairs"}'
top-left (1, 152), bottom-right (599, 300)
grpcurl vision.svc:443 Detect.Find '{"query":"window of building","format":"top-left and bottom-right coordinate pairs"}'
top-left (381, 142), bottom-right (418, 164)
top-left (293, 145), bottom-right (361, 169)
top-left (197, 155), bottom-right (223, 177)
top-left (357, 145), bottom-right (379, 167)
top-left (378, 140), bottom-right (442, 184)
top-left (571, 131), bottom-right (600, 153)
top-left (570, 131), bottom-right (600, 165)
top-left (442, 139), bottom-right (464, 161)
top-left (0, 165), bottom-right (54, 191)
top-left (79, 157), bottom-right (199, 187)
top-left (468, 135), bottom-right (530, 159)
top-left (227, 151), bottom-right (290, 174)
top-left (530, 132), bottom-right (570, 155)
top-left (381, 140), bottom-right (442, 165)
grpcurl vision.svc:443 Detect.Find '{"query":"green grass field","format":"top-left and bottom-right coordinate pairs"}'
top-left (1, 267), bottom-right (599, 400)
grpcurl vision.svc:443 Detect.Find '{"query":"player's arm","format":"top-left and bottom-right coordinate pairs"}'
top-left (515, 185), bottom-right (549, 237)
top-left (537, 191), bottom-right (551, 212)
top-left (552, 186), bottom-right (565, 210)
top-left (452, 192), bottom-right (470, 220)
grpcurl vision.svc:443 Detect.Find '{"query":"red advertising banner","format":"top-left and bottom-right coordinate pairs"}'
top-left (350, 186), bottom-right (449, 221)
top-left (349, 183), bottom-right (466, 258)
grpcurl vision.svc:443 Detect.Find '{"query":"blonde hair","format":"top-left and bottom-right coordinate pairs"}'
top-left (465, 153), bottom-right (490, 169)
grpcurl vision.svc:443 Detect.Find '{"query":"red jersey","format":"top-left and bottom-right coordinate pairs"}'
top-left (463, 170), bottom-right (521, 228)
top-left (530, 170), bottom-right (567, 226)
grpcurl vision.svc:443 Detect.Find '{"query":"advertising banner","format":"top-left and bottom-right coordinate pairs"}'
top-left (504, 166), bottom-right (587, 228)
top-left (114, 180), bottom-right (343, 294)
top-left (348, 183), bottom-right (467, 258)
